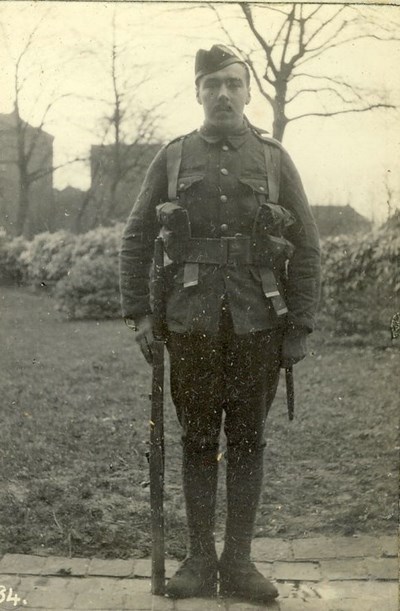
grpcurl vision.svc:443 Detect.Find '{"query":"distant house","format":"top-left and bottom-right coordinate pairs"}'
top-left (311, 204), bottom-right (372, 238)
top-left (0, 110), bottom-right (54, 237)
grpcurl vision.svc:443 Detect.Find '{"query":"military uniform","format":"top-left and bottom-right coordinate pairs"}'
top-left (120, 44), bottom-right (321, 603)
top-left (120, 123), bottom-right (320, 333)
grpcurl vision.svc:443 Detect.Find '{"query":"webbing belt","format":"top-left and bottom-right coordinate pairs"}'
top-left (183, 236), bottom-right (254, 265)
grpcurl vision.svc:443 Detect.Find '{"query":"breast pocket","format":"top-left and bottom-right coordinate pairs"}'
top-left (176, 175), bottom-right (204, 199)
top-left (238, 176), bottom-right (269, 199)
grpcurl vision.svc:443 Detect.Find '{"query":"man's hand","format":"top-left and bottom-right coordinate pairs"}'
top-left (281, 330), bottom-right (308, 368)
top-left (135, 315), bottom-right (154, 365)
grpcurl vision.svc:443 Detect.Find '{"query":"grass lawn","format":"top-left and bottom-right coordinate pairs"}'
top-left (0, 286), bottom-right (398, 560)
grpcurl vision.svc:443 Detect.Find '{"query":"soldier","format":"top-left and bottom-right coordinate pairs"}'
top-left (120, 44), bottom-right (321, 603)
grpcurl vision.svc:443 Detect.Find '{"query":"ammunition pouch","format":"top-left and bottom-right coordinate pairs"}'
top-left (156, 202), bottom-right (191, 261)
top-left (156, 201), bottom-right (294, 316)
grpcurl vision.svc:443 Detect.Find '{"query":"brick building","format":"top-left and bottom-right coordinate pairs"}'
top-left (0, 110), bottom-right (54, 237)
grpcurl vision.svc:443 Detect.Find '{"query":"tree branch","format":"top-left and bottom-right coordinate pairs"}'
top-left (304, 5), bottom-right (348, 47)
top-left (289, 103), bottom-right (396, 123)
top-left (287, 86), bottom-right (357, 105)
top-left (239, 3), bottom-right (278, 78)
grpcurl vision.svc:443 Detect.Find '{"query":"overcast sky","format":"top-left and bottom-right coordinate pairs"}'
top-left (1, 1), bottom-right (399, 223)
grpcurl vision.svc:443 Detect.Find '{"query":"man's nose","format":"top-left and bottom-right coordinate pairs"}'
top-left (218, 83), bottom-right (229, 99)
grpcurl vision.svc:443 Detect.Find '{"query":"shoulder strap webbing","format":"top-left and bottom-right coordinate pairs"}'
top-left (166, 139), bottom-right (183, 201)
top-left (262, 143), bottom-right (281, 204)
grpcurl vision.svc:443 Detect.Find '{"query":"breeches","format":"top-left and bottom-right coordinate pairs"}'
top-left (166, 309), bottom-right (283, 454)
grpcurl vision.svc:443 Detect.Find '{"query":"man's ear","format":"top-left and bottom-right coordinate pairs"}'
top-left (196, 87), bottom-right (202, 105)
top-left (245, 87), bottom-right (251, 106)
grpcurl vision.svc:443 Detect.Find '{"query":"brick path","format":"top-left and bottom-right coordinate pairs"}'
top-left (0, 536), bottom-right (397, 610)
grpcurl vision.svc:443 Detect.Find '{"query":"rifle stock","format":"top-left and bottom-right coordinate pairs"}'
top-left (149, 237), bottom-right (165, 595)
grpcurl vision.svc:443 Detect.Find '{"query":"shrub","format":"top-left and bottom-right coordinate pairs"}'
top-left (0, 228), bottom-right (29, 285)
top-left (52, 224), bottom-right (124, 320)
top-left (19, 231), bottom-right (78, 286)
top-left (53, 254), bottom-right (120, 320)
top-left (320, 215), bottom-right (400, 335)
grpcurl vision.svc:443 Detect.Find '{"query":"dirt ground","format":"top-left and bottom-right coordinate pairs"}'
top-left (0, 286), bottom-right (398, 560)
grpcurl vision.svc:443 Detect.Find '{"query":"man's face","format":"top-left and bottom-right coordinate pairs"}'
top-left (196, 63), bottom-right (250, 132)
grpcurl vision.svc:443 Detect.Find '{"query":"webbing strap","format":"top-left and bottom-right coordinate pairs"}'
top-left (166, 139), bottom-right (183, 201)
top-left (260, 267), bottom-right (288, 316)
top-left (262, 144), bottom-right (281, 204)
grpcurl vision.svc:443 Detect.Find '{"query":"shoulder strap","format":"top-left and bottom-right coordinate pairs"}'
top-left (249, 123), bottom-right (282, 204)
top-left (262, 142), bottom-right (281, 204)
top-left (166, 137), bottom-right (184, 201)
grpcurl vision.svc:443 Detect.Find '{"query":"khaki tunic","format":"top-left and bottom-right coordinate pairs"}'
top-left (120, 122), bottom-right (321, 335)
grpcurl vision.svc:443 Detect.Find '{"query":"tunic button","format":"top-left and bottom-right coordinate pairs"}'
top-left (222, 145), bottom-right (229, 151)
top-left (220, 195), bottom-right (228, 203)
top-left (259, 186), bottom-right (265, 192)
top-left (220, 223), bottom-right (228, 232)
top-left (179, 183), bottom-right (185, 189)
top-left (220, 168), bottom-right (229, 176)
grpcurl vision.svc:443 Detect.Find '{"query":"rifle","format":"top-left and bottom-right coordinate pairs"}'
top-left (149, 237), bottom-right (166, 595)
top-left (285, 366), bottom-right (294, 421)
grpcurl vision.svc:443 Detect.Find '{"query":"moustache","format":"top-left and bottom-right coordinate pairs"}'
top-left (215, 104), bottom-right (232, 111)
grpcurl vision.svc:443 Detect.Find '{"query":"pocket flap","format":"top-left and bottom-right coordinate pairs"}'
top-left (177, 175), bottom-right (204, 191)
top-left (239, 176), bottom-right (268, 195)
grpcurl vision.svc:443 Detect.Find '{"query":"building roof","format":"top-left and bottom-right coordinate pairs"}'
top-left (311, 204), bottom-right (372, 238)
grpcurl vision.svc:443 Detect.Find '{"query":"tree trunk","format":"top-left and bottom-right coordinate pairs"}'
top-left (15, 177), bottom-right (30, 236)
top-left (272, 80), bottom-right (289, 143)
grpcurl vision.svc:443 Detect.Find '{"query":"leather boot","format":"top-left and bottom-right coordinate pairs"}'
top-left (165, 556), bottom-right (218, 598)
top-left (219, 556), bottom-right (278, 602)
top-left (220, 445), bottom-right (279, 601)
top-left (166, 445), bottom-right (219, 598)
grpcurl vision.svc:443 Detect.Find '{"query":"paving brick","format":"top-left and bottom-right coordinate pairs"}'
top-left (251, 561), bottom-right (274, 577)
top-left (0, 577), bottom-right (25, 611)
top-left (365, 557), bottom-right (398, 580)
top-left (0, 554), bottom-right (45, 575)
top-left (0, 575), bottom-right (21, 589)
top-left (133, 559), bottom-right (151, 578)
top-left (324, 600), bottom-right (398, 611)
top-left (73, 578), bottom-right (127, 609)
top-left (334, 536), bottom-right (382, 558)
top-left (279, 602), bottom-right (329, 611)
top-left (165, 560), bottom-right (180, 579)
top-left (252, 539), bottom-right (294, 562)
top-left (42, 556), bottom-right (89, 577)
top-left (379, 536), bottom-right (398, 558)
top-left (292, 538), bottom-right (337, 560)
top-left (175, 597), bottom-right (225, 610)
top-left (320, 559), bottom-right (369, 580)
top-left (145, 595), bottom-right (175, 611)
top-left (15, 575), bottom-right (75, 608)
top-left (272, 561), bottom-right (322, 582)
top-left (121, 591), bottom-right (154, 610)
top-left (313, 580), bottom-right (398, 601)
top-left (227, 601), bottom-right (278, 610)
top-left (87, 558), bottom-right (134, 578)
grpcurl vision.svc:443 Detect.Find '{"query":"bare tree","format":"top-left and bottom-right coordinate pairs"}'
top-left (211, 3), bottom-right (398, 142)
top-left (74, 8), bottom-right (163, 230)
top-left (0, 12), bottom-right (86, 236)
